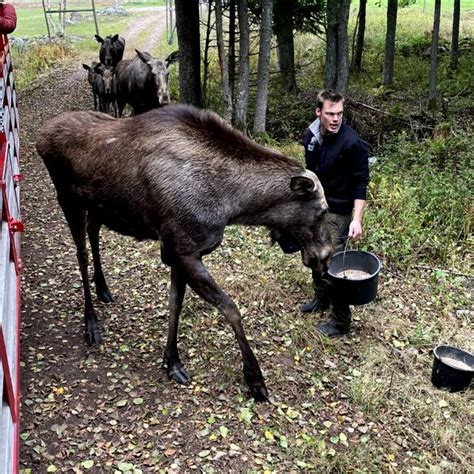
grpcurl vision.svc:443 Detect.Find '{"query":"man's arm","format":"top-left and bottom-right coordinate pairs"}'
top-left (0, 3), bottom-right (17, 34)
top-left (349, 199), bottom-right (366, 240)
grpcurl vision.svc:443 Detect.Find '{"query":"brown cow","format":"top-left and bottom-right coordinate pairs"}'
top-left (36, 105), bottom-right (333, 401)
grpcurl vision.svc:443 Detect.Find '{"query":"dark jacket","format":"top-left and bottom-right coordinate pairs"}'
top-left (304, 120), bottom-right (369, 215)
top-left (0, 3), bottom-right (17, 34)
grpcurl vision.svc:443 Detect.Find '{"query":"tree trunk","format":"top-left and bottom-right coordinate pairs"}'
top-left (450, 0), bottom-right (460, 70)
top-left (202, 0), bottom-right (213, 106)
top-left (175, 0), bottom-right (203, 107)
top-left (335, 0), bottom-right (350, 93)
top-left (428, 0), bottom-right (441, 109)
top-left (228, 0), bottom-right (236, 105)
top-left (234, 0), bottom-right (250, 133)
top-left (274, 0), bottom-right (297, 92)
top-left (382, 0), bottom-right (398, 85)
top-left (324, 0), bottom-right (338, 90)
top-left (215, 0), bottom-right (232, 121)
top-left (352, 0), bottom-right (367, 72)
top-left (324, 0), bottom-right (350, 92)
top-left (253, 0), bottom-right (273, 135)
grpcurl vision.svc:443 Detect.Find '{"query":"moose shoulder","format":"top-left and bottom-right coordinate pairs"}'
top-left (36, 105), bottom-right (333, 401)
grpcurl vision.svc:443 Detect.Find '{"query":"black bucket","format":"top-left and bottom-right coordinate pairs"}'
top-left (328, 250), bottom-right (381, 305)
top-left (431, 345), bottom-right (473, 392)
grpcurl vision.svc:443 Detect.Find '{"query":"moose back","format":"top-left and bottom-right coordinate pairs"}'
top-left (36, 105), bottom-right (333, 401)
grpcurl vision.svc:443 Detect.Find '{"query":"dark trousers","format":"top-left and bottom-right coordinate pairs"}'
top-left (312, 212), bottom-right (352, 328)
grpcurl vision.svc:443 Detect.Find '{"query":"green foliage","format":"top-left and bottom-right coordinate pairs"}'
top-left (364, 131), bottom-right (473, 268)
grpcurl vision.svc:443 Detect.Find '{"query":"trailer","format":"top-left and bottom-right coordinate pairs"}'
top-left (0, 33), bottom-right (22, 474)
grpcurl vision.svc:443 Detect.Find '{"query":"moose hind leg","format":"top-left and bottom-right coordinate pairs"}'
top-left (163, 266), bottom-right (191, 384)
top-left (178, 255), bottom-right (269, 401)
top-left (87, 213), bottom-right (113, 303)
top-left (59, 198), bottom-right (102, 344)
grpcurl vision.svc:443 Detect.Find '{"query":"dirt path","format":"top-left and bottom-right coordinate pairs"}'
top-left (123, 7), bottom-right (167, 56)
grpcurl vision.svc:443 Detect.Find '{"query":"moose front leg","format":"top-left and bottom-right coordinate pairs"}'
top-left (178, 255), bottom-right (269, 401)
top-left (58, 198), bottom-right (102, 345)
top-left (163, 266), bottom-right (191, 384)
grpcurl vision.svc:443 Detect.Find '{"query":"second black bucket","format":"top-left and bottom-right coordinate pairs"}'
top-left (431, 345), bottom-right (473, 392)
top-left (328, 250), bottom-right (381, 305)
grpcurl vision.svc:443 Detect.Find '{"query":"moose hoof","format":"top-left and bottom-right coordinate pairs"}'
top-left (84, 328), bottom-right (103, 345)
top-left (97, 289), bottom-right (113, 304)
top-left (168, 363), bottom-right (191, 385)
top-left (249, 382), bottom-right (270, 402)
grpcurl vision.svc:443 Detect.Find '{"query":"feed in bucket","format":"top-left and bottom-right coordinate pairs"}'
top-left (431, 345), bottom-right (473, 393)
top-left (328, 250), bottom-right (381, 305)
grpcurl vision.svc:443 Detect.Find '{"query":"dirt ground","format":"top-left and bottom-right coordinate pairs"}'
top-left (17, 10), bottom-right (473, 474)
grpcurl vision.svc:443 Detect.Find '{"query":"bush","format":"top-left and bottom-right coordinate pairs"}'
top-left (364, 131), bottom-right (473, 269)
top-left (13, 41), bottom-right (75, 90)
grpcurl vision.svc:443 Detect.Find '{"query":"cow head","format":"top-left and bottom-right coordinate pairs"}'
top-left (270, 172), bottom-right (333, 275)
top-left (136, 49), bottom-right (179, 106)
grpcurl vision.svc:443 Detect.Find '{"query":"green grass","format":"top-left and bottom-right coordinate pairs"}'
top-left (13, 3), bottom-right (165, 38)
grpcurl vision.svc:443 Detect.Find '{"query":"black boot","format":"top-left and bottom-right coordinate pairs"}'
top-left (301, 296), bottom-right (329, 313)
top-left (316, 319), bottom-right (350, 337)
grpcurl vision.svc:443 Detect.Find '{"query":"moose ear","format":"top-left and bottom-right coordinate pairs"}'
top-left (95, 34), bottom-right (103, 43)
top-left (136, 49), bottom-right (152, 63)
top-left (165, 51), bottom-right (180, 67)
top-left (111, 34), bottom-right (119, 42)
top-left (290, 176), bottom-right (316, 196)
top-left (82, 64), bottom-right (91, 71)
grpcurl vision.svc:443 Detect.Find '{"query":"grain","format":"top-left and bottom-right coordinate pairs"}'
top-left (440, 356), bottom-right (473, 371)
top-left (336, 269), bottom-right (371, 280)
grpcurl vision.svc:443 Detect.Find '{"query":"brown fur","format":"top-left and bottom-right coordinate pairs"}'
top-left (36, 104), bottom-right (333, 400)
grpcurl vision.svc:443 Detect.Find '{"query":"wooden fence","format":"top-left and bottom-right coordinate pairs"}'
top-left (0, 33), bottom-right (22, 474)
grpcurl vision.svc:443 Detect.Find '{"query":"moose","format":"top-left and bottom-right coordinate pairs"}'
top-left (82, 62), bottom-right (117, 116)
top-left (36, 105), bottom-right (333, 401)
top-left (82, 61), bottom-right (100, 111)
top-left (115, 49), bottom-right (179, 116)
top-left (95, 33), bottom-right (125, 67)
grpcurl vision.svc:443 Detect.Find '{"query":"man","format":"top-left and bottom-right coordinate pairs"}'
top-left (301, 89), bottom-right (369, 337)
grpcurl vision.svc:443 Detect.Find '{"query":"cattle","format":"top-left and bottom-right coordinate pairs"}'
top-left (95, 33), bottom-right (126, 67)
top-left (35, 105), bottom-right (333, 401)
top-left (115, 49), bottom-right (179, 117)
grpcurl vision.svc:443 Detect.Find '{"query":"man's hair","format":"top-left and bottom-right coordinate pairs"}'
top-left (316, 89), bottom-right (344, 110)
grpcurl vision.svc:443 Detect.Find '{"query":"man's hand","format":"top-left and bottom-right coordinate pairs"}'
top-left (349, 220), bottom-right (363, 240)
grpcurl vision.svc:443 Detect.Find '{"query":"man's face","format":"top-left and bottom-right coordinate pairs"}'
top-left (316, 100), bottom-right (344, 135)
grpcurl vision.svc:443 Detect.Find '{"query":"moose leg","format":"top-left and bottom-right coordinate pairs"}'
top-left (58, 199), bottom-right (102, 345)
top-left (163, 266), bottom-right (191, 384)
top-left (178, 255), bottom-right (269, 401)
top-left (87, 213), bottom-right (113, 303)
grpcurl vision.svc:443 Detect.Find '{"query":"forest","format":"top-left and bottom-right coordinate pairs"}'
top-left (10, 0), bottom-right (474, 472)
